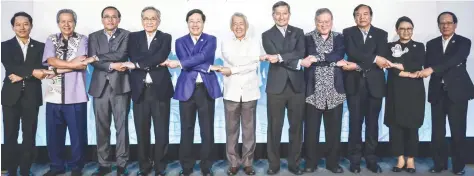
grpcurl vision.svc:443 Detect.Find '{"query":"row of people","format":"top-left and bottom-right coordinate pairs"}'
top-left (2, 1), bottom-right (473, 176)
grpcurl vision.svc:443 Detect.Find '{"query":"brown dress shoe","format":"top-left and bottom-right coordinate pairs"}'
top-left (243, 166), bottom-right (255, 175)
top-left (227, 167), bottom-right (239, 175)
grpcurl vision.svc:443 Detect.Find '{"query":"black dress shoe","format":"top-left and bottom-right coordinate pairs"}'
top-left (43, 170), bottom-right (66, 176)
top-left (454, 170), bottom-right (465, 175)
top-left (303, 167), bottom-right (315, 173)
top-left (137, 170), bottom-right (149, 176)
top-left (349, 165), bottom-right (361, 173)
top-left (406, 168), bottom-right (416, 173)
top-left (327, 166), bottom-right (344, 173)
top-left (429, 166), bottom-right (447, 173)
top-left (266, 168), bottom-right (280, 175)
top-left (288, 167), bottom-right (303, 175)
top-left (117, 167), bottom-right (128, 176)
top-left (71, 169), bottom-right (82, 176)
top-left (392, 166), bottom-right (403, 172)
top-left (367, 163), bottom-right (382, 173)
top-left (92, 166), bottom-right (112, 176)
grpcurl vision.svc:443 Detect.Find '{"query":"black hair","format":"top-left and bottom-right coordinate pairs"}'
top-left (437, 11), bottom-right (457, 24)
top-left (101, 6), bottom-right (121, 18)
top-left (10, 12), bottom-right (33, 26)
top-left (353, 4), bottom-right (373, 18)
top-left (395, 16), bottom-right (414, 29)
top-left (272, 1), bottom-right (291, 14)
top-left (186, 9), bottom-right (206, 22)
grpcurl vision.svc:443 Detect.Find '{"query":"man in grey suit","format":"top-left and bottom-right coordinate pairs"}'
top-left (261, 1), bottom-right (308, 175)
top-left (88, 6), bottom-right (131, 176)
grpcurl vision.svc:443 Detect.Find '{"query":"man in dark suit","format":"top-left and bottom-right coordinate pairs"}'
top-left (261, 1), bottom-right (306, 175)
top-left (123, 6), bottom-right (173, 176)
top-left (1, 12), bottom-right (47, 176)
top-left (420, 11), bottom-right (474, 175)
top-left (166, 9), bottom-right (221, 176)
top-left (88, 6), bottom-right (131, 176)
top-left (342, 4), bottom-right (391, 174)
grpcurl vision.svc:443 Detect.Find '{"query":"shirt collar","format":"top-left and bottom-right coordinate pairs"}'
top-left (146, 30), bottom-right (157, 38)
top-left (276, 25), bottom-right (288, 32)
top-left (190, 33), bottom-right (202, 42)
top-left (104, 28), bottom-right (117, 37)
top-left (232, 35), bottom-right (248, 41)
top-left (442, 34), bottom-right (454, 42)
top-left (16, 36), bottom-right (30, 47)
top-left (359, 26), bottom-right (371, 34)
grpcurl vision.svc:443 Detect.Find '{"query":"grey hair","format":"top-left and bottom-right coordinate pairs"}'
top-left (230, 12), bottom-right (249, 30)
top-left (315, 8), bottom-right (333, 20)
top-left (56, 9), bottom-right (77, 24)
top-left (141, 6), bottom-right (161, 19)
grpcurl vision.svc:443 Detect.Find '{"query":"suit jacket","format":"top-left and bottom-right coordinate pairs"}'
top-left (342, 25), bottom-right (388, 98)
top-left (304, 31), bottom-right (345, 97)
top-left (426, 34), bottom-right (474, 103)
top-left (262, 25), bottom-right (305, 94)
top-left (127, 30), bottom-right (174, 101)
top-left (1, 37), bottom-right (45, 106)
top-left (173, 33), bottom-right (222, 101)
top-left (88, 28), bottom-right (131, 97)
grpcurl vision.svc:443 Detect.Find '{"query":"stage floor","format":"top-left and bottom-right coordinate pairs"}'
top-left (3, 158), bottom-right (473, 176)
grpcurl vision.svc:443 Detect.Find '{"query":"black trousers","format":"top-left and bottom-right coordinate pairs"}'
top-left (2, 91), bottom-right (39, 176)
top-left (347, 78), bottom-right (382, 166)
top-left (133, 85), bottom-right (170, 172)
top-left (389, 125), bottom-right (419, 157)
top-left (431, 90), bottom-right (468, 172)
top-left (179, 83), bottom-right (215, 174)
top-left (266, 82), bottom-right (305, 170)
top-left (304, 103), bottom-right (343, 169)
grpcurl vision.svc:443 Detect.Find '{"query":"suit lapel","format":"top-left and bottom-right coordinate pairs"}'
top-left (10, 38), bottom-right (26, 63)
top-left (444, 34), bottom-right (457, 55)
top-left (271, 26), bottom-right (284, 51)
top-left (148, 31), bottom-right (160, 51)
top-left (365, 26), bottom-right (376, 47)
top-left (24, 40), bottom-right (37, 65)
top-left (352, 26), bottom-right (364, 46)
top-left (193, 34), bottom-right (206, 54)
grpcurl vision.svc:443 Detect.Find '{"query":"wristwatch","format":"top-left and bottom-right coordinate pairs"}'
top-left (93, 55), bottom-right (99, 61)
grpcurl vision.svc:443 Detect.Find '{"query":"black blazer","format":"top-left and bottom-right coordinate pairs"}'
top-left (262, 25), bottom-right (305, 94)
top-left (342, 26), bottom-right (388, 98)
top-left (425, 34), bottom-right (474, 103)
top-left (1, 37), bottom-right (45, 106)
top-left (127, 30), bottom-right (174, 101)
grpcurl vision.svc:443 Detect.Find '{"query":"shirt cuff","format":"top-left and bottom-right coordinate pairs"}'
top-left (373, 56), bottom-right (377, 63)
top-left (356, 64), bottom-right (362, 72)
top-left (135, 62), bottom-right (140, 68)
top-left (278, 54), bottom-right (283, 63)
top-left (108, 64), bottom-right (113, 72)
top-left (296, 59), bottom-right (302, 70)
top-left (207, 65), bottom-right (211, 72)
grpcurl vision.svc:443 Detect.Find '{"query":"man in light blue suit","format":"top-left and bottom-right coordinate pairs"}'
top-left (164, 9), bottom-right (221, 176)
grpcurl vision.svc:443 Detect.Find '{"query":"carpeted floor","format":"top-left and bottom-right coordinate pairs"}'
top-left (3, 158), bottom-right (473, 176)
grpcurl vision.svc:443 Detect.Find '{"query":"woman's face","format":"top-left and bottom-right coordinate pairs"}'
top-left (397, 21), bottom-right (413, 41)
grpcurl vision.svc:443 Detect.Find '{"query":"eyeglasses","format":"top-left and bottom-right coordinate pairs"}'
top-left (316, 20), bottom-right (331, 25)
top-left (102, 16), bottom-right (119, 20)
top-left (398, 28), bottom-right (413, 32)
top-left (439, 22), bottom-right (454, 26)
top-left (142, 18), bottom-right (159, 22)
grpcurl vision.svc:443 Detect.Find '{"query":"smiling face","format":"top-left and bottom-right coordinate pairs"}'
top-left (438, 13), bottom-right (457, 37)
top-left (58, 13), bottom-right (76, 37)
top-left (102, 8), bottom-right (120, 31)
top-left (13, 16), bottom-right (32, 39)
top-left (354, 6), bottom-right (372, 29)
top-left (272, 5), bottom-right (290, 27)
top-left (142, 9), bottom-right (160, 33)
top-left (231, 16), bottom-right (247, 39)
top-left (315, 12), bottom-right (332, 35)
top-left (397, 21), bottom-right (413, 42)
top-left (187, 13), bottom-right (204, 37)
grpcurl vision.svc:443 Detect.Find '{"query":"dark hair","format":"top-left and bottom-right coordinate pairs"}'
top-left (437, 11), bottom-right (458, 24)
top-left (395, 16), bottom-right (414, 29)
top-left (101, 6), bottom-right (121, 18)
top-left (272, 1), bottom-right (291, 14)
top-left (10, 12), bottom-right (33, 26)
top-left (353, 4), bottom-right (373, 18)
top-left (186, 9), bottom-right (206, 22)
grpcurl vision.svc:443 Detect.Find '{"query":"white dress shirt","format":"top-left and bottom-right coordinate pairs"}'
top-left (441, 34), bottom-right (454, 83)
top-left (221, 36), bottom-right (261, 102)
top-left (190, 34), bottom-right (205, 83)
top-left (16, 36), bottom-right (30, 61)
top-left (144, 31), bottom-right (157, 83)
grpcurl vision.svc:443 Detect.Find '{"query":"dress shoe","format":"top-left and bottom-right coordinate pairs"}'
top-left (137, 170), bottom-right (149, 176)
top-left (243, 166), bottom-right (255, 175)
top-left (92, 166), bottom-right (112, 176)
top-left (429, 166), bottom-right (447, 173)
top-left (154, 171), bottom-right (166, 176)
top-left (178, 170), bottom-right (191, 176)
top-left (117, 167), bottom-right (128, 176)
top-left (227, 167), bottom-right (239, 175)
top-left (349, 165), bottom-right (361, 173)
top-left (454, 170), bottom-right (465, 175)
top-left (303, 167), bottom-right (315, 173)
top-left (266, 168), bottom-right (280, 175)
top-left (201, 169), bottom-right (214, 176)
top-left (367, 163), bottom-right (382, 173)
top-left (43, 170), bottom-right (65, 176)
top-left (392, 164), bottom-right (406, 172)
top-left (327, 166), bottom-right (344, 173)
top-left (406, 168), bottom-right (416, 173)
top-left (288, 167), bottom-right (303, 175)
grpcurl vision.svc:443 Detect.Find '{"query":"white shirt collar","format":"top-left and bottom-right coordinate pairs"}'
top-left (232, 35), bottom-right (249, 41)
top-left (16, 36), bottom-right (30, 47)
top-left (442, 34), bottom-right (454, 42)
top-left (190, 33), bottom-right (202, 44)
top-left (359, 26), bottom-right (371, 34)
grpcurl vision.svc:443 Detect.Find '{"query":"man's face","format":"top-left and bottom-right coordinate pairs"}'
top-left (102, 8), bottom-right (120, 31)
top-left (316, 13), bottom-right (332, 35)
top-left (142, 9), bottom-right (160, 33)
top-left (231, 16), bottom-right (247, 39)
top-left (187, 13), bottom-right (204, 36)
top-left (438, 14), bottom-right (457, 37)
top-left (272, 5), bottom-right (290, 27)
top-left (354, 6), bottom-right (372, 28)
top-left (13, 16), bottom-right (32, 38)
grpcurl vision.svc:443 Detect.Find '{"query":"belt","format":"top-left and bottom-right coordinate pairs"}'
top-left (144, 82), bottom-right (153, 87)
